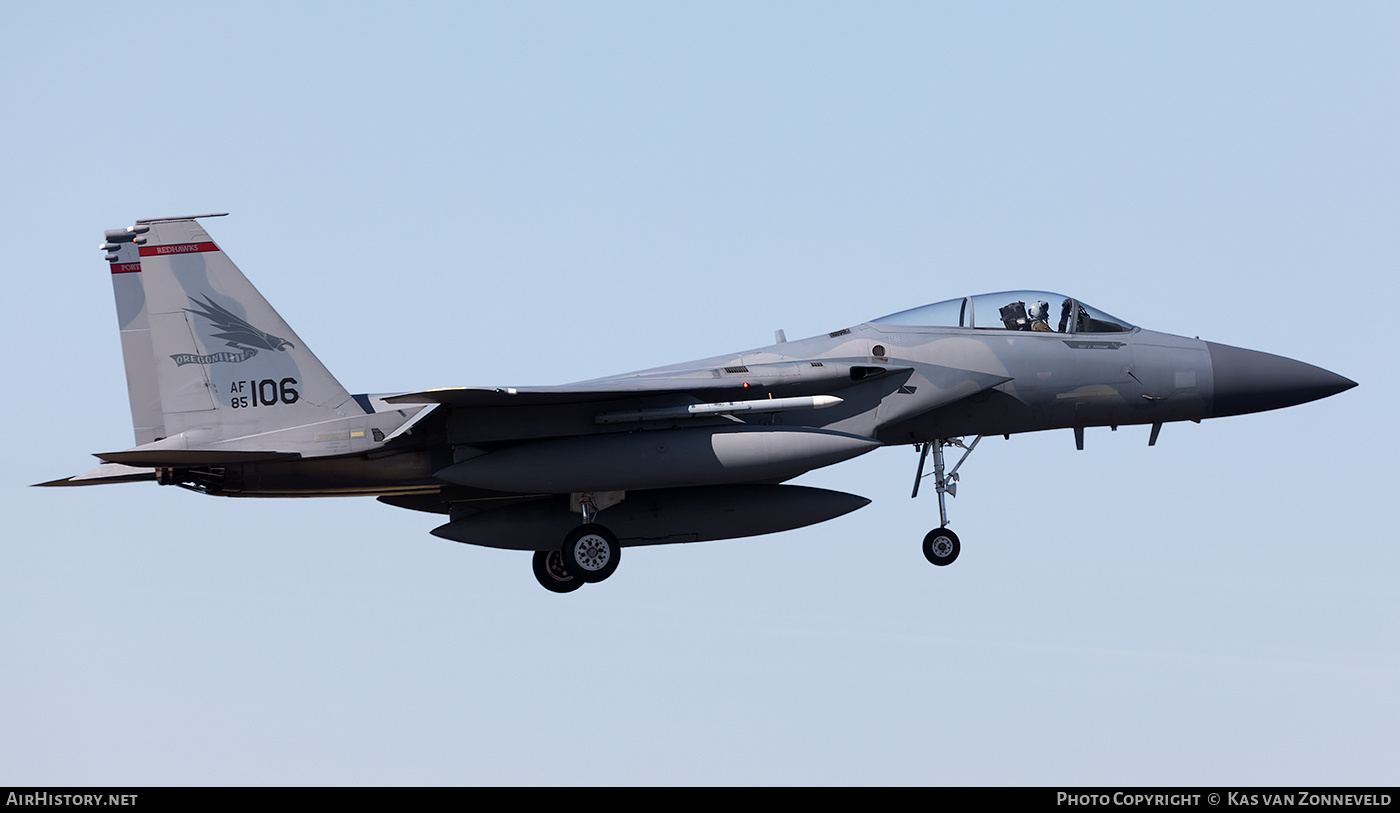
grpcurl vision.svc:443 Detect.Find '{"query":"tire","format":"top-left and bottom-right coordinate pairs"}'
top-left (533, 549), bottom-right (583, 593)
top-left (922, 527), bottom-right (960, 566)
top-left (561, 523), bottom-right (621, 583)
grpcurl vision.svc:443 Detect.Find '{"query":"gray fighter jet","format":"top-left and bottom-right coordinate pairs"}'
top-left (41, 214), bottom-right (1357, 592)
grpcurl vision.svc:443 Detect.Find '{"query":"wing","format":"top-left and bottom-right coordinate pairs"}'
top-left (384, 360), bottom-right (1007, 410)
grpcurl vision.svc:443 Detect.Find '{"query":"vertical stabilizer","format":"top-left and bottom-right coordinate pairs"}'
top-left (118, 214), bottom-right (362, 444)
top-left (103, 227), bottom-right (165, 445)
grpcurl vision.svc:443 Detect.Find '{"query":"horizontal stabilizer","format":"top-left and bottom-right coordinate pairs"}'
top-left (96, 449), bottom-right (300, 466)
top-left (35, 463), bottom-right (157, 487)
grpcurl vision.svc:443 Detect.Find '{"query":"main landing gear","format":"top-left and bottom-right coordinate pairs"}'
top-left (531, 492), bottom-right (624, 593)
top-left (532, 549), bottom-right (582, 593)
top-left (912, 436), bottom-right (981, 568)
top-left (530, 524), bottom-right (623, 593)
top-left (560, 523), bottom-right (621, 582)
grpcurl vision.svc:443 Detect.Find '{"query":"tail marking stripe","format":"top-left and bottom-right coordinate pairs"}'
top-left (138, 242), bottom-right (219, 257)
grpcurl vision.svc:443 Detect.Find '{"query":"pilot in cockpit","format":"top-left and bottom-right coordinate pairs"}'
top-left (1028, 300), bottom-right (1052, 332)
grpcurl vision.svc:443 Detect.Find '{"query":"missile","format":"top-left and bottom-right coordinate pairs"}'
top-left (595, 394), bottom-right (842, 424)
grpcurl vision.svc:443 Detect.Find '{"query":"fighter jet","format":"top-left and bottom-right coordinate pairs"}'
top-left (41, 214), bottom-right (1357, 592)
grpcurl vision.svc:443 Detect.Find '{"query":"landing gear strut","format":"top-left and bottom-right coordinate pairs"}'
top-left (912, 436), bottom-right (981, 567)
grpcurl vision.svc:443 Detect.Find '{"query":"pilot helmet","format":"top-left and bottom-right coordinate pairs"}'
top-left (1029, 300), bottom-right (1049, 321)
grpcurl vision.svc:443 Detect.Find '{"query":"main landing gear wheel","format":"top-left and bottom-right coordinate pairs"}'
top-left (922, 527), bottom-right (960, 566)
top-left (533, 549), bottom-right (583, 593)
top-left (561, 523), bottom-right (621, 583)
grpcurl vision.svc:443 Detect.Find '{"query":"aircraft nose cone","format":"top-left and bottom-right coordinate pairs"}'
top-left (1207, 341), bottom-right (1357, 418)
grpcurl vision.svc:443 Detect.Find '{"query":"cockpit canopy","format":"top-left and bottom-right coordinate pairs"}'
top-left (873, 291), bottom-right (1133, 334)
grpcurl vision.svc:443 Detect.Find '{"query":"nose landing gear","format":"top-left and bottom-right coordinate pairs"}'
top-left (912, 436), bottom-right (980, 568)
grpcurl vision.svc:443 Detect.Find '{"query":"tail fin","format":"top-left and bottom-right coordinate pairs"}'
top-left (104, 227), bottom-right (164, 445)
top-left (106, 214), bottom-right (361, 448)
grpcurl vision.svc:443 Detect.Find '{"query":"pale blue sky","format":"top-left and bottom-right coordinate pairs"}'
top-left (3, 2), bottom-right (1395, 785)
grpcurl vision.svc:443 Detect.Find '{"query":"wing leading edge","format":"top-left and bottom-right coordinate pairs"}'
top-left (385, 361), bottom-right (1009, 411)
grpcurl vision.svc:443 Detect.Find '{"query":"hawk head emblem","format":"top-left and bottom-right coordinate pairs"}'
top-left (186, 294), bottom-right (294, 353)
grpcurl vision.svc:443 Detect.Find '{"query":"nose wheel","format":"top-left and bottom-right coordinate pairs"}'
top-left (922, 527), bottom-right (960, 566)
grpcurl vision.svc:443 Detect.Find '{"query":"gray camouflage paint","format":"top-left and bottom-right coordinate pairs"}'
top-left (47, 216), bottom-right (1356, 557)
